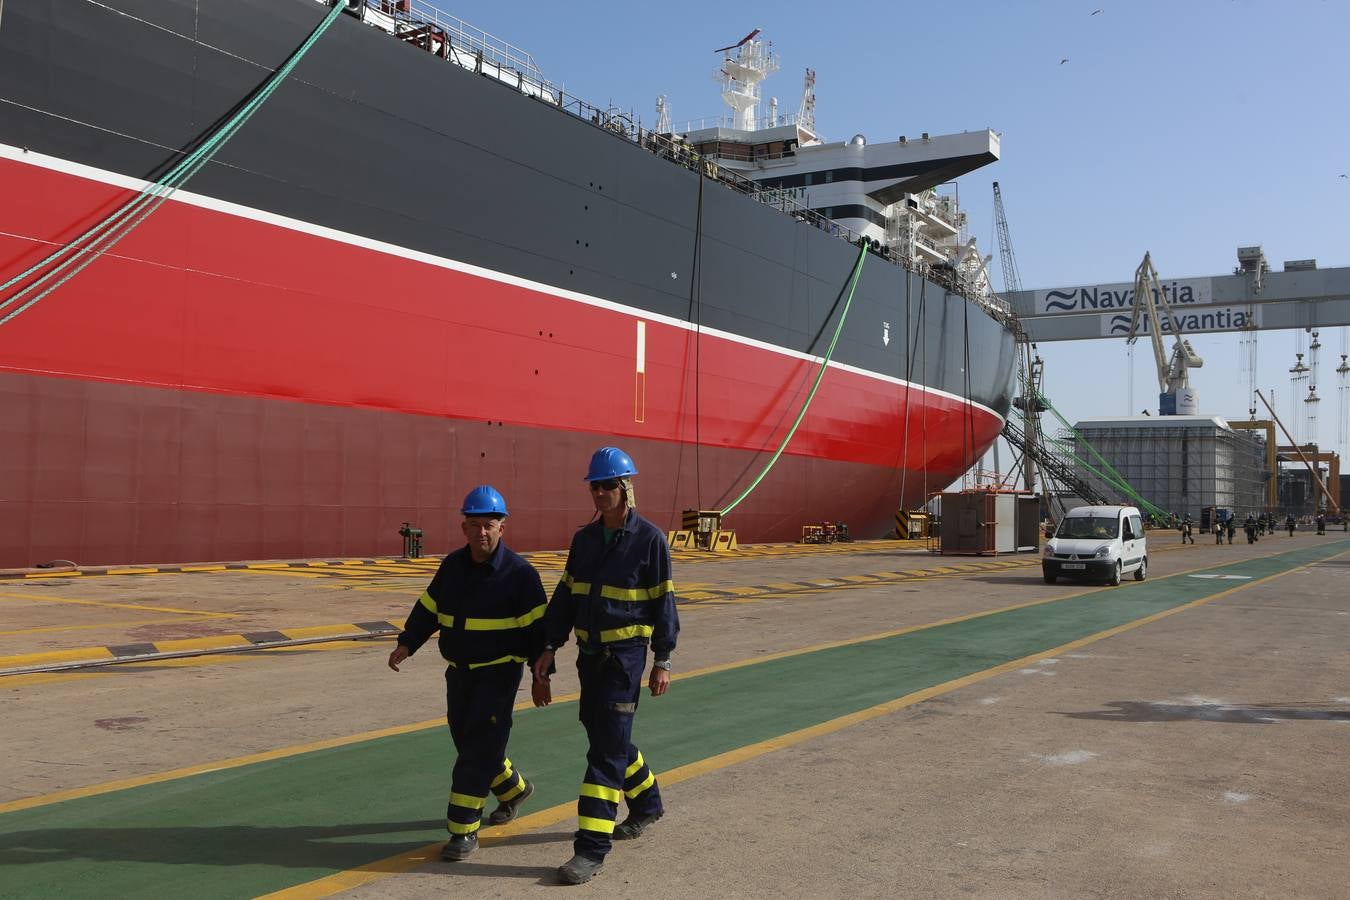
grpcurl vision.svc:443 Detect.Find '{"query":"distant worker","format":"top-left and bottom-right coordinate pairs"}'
top-left (1244, 513), bottom-right (1257, 544)
top-left (1226, 515), bottom-right (1236, 544)
top-left (1181, 514), bottom-right (1194, 545)
top-left (533, 447), bottom-right (680, 885)
top-left (388, 485), bottom-right (550, 862)
top-left (1215, 514), bottom-right (1224, 545)
top-left (1316, 511), bottom-right (1327, 535)
top-left (1286, 513), bottom-right (1296, 537)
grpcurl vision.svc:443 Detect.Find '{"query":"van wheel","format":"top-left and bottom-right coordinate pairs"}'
top-left (1133, 557), bottom-right (1147, 581)
top-left (1108, 560), bottom-right (1122, 586)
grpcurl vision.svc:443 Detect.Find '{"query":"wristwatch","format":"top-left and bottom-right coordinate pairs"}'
top-left (652, 658), bottom-right (672, 671)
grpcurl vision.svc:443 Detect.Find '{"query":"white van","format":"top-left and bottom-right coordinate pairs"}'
top-left (1042, 505), bottom-right (1147, 586)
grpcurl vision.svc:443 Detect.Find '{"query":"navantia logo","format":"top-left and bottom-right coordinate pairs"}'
top-left (1043, 289), bottom-right (1079, 312)
top-left (1109, 308), bottom-right (1252, 336)
top-left (1043, 282), bottom-right (1198, 313)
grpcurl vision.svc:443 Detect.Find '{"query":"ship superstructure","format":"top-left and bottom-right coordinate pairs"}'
top-left (677, 31), bottom-right (1001, 299)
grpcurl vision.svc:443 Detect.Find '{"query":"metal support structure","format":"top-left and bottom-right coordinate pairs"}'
top-left (1275, 447), bottom-right (1341, 512)
top-left (1227, 419), bottom-right (1278, 510)
top-left (1255, 390), bottom-right (1341, 513)
top-left (1011, 254), bottom-right (1350, 343)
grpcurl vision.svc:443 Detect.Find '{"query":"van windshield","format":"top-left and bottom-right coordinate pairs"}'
top-left (1057, 517), bottom-right (1118, 540)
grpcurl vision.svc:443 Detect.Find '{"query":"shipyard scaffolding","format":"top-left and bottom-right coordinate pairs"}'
top-left (1068, 417), bottom-right (1269, 523)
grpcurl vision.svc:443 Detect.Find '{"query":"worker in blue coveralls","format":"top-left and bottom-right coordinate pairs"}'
top-left (531, 447), bottom-right (680, 886)
top-left (387, 485), bottom-right (550, 862)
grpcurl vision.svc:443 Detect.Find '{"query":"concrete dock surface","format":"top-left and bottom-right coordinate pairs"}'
top-left (1, 532), bottom-right (1347, 898)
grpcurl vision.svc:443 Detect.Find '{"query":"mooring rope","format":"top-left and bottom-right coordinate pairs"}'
top-left (0, 1), bottom-right (349, 326)
top-left (720, 242), bottom-right (869, 517)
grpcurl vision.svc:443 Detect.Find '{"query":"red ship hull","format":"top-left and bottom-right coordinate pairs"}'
top-left (0, 153), bottom-right (1002, 565)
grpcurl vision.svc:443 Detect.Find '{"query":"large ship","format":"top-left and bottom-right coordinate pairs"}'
top-left (0, 0), bottom-right (1017, 567)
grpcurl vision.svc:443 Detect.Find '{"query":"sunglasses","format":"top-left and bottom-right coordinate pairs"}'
top-left (589, 479), bottom-right (622, 491)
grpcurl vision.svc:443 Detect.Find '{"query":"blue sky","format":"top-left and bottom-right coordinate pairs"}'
top-left (449, 0), bottom-right (1350, 461)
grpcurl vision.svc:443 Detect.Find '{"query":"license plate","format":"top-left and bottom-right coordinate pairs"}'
top-left (1062, 562), bottom-right (1086, 570)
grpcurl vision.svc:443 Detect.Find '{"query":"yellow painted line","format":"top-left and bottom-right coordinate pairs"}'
top-left (152, 634), bottom-right (260, 653)
top-left (180, 565), bottom-right (227, 573)
top-left (238, 569), bottom-right (326, 579)
top-left (0, 670), bottom-right (102, 687)
top-left (328, 565), bottom-right (428, 575)
top-left (119, 654), bottom-right (254, 670)
top-left (0, 591), bottom-right (233, 618)
top-left (295, 565), bottom-right (391, 575)
top-left (270, 553), bottom-right (1316, 898)
top-left (0, 646), bottom-right (116, 668)
top-left (0, 624), bottom-right (396, 673)
top-left (103, 568), bottom-right (161, 576)
top-left (280, 624), bottom-right (383, 640)
top-left (0, 715), bottom-right (444, 815)
top-left (0, 617), bottom-right (219, 638)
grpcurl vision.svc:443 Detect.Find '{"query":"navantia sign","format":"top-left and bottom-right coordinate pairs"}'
top-left (1033, 278), bottom-right (1213, 316)
top-left (1100, 305), bottom-right (1260, 337)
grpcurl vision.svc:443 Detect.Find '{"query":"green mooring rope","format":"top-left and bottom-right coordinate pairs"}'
top-left (0, 1), bottom-right (348, 327)
top-left (1041, 397), bottom-right (1172, 518)
top-left (720, 243), bottom-right (869, 517)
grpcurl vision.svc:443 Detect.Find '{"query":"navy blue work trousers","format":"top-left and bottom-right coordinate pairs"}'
top-left (444, 662), bottom-right (528, 837)
top-left (572, 644), bottom-right (663, 860)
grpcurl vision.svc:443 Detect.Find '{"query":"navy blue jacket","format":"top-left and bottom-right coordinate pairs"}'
top-left (398, 541), bottom-right (548, 669)
top-left (544, 510), bottom-right (679, 659)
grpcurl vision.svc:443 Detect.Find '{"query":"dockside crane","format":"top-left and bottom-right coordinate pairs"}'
top-left (1125, 252), bottom-right (1204, 415)
top-left (992, 183), bottom-right (1100, 512)
top-left (993, 182), bottom-right (1042, 494)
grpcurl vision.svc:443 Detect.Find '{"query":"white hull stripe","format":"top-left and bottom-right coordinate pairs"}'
top-left (0, 142), bottom-right (1006, 423)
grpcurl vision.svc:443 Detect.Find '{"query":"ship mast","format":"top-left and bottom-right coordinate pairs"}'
top-left (714, 29), bottom-right (777, 130)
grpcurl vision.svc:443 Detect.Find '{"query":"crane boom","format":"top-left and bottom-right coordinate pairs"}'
top-left (992, 182), bottom-right (1022, 296)
top-left (1124, 251), bottom-right (1204, 414)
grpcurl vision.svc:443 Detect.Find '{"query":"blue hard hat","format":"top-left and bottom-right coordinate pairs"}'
top-left (461, 485), bottom-right (508, 517)
top-left (584, 446), bottom-right (638, 482)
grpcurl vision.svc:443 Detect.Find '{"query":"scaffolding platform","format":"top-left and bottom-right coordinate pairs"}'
top-left (1070, 416), bottom-right (1268, 521)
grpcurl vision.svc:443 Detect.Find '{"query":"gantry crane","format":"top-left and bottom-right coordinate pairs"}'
top-left (1124, 252), bottom-right (1204, 415)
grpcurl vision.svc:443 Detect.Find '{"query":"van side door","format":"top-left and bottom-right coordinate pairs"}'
top-left (1122, 514), bottom-right (1144, 570)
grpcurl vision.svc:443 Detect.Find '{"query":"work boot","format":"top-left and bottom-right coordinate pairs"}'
top-left (613, 810), bottom-right (663, 840)
top-left (487, 779), bottom-right (534, 826)
top-left (557, 853), bottom-right (604, 885)
top-left (440, 833), bottom-right (478, 861)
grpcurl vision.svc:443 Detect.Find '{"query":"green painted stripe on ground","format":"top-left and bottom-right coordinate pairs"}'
top-left (2, 539), bottom-right (1343, 897)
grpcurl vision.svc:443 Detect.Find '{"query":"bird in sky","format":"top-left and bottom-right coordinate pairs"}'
top-left (1091, 8), bottom-right (1104, 14)
top-left (1060, 58), bottom-right (1070, 65)
top-left (1340, 174), bottom-right (1349, 178)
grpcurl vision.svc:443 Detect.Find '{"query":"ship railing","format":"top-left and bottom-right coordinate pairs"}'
top-left (700, 145), bottom-right (798, 164)
top-left (677, 112), bottom-right (802, 133)
top-left (351, 0), bottom-right (547, 86)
